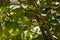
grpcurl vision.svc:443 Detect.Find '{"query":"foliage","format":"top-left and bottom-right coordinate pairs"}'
top-left (0, 0), bottom-right (60, 40)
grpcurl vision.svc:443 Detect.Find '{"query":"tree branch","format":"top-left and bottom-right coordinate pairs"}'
top-left (26, 0), bottom-right (55, 40)
top-left (34, 6), bottom-right (55, 40)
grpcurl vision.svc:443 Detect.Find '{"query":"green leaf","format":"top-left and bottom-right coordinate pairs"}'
top-left (5, 21), bottom-right (19, 30)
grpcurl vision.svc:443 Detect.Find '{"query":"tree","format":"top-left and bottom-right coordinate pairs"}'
top-left (0, 0), bottom-right (60, 40)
